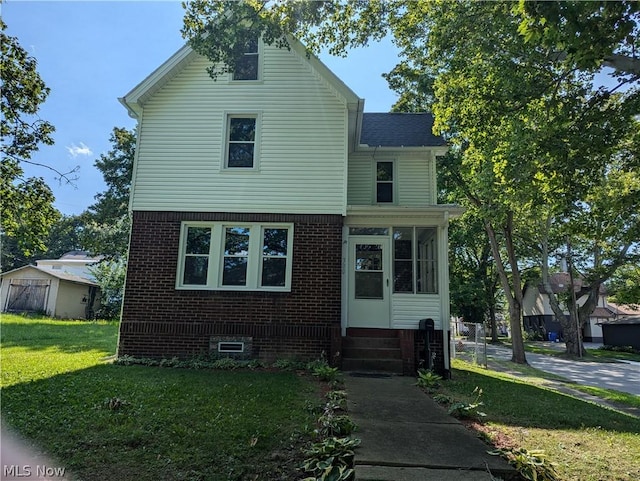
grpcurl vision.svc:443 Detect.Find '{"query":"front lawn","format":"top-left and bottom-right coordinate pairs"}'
top-left (436, 359), bottom-right (640, 481)
top-left (1, 314), bottom-right (318, 481)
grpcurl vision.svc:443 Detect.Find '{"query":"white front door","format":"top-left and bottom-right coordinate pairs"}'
top-left (347, 236), bottom-right (391, 328)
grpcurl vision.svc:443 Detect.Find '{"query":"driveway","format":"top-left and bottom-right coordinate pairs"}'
top-left (459, 341), bottom-right (640, 396)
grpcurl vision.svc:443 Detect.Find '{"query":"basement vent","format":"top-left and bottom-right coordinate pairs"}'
top-left (218, 341), bottom-right (245, 353)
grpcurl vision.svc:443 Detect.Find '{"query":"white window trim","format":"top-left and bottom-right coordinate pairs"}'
top-left (374, 160), bottom-right (396, 204)
top-left (221, 112), bottom-right (262, 171)
top-left (176, 222), bottom-right (294, 292)
top-left (229, 37), bottom-right (263, 83)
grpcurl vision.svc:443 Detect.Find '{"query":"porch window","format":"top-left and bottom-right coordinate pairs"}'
top-left (392, 227), bottom-right (438, 294)
top-left (178, 222), bottom-right (293, 291)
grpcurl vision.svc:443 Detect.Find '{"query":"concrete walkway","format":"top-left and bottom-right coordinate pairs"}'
top-left (344, 373), bottom-right (517, 481)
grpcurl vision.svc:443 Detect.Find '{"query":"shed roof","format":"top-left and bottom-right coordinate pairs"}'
top-left (600, 316), bottom-right (640, 325)
top-left (0, 265), bottom-right (98, 287)
top-left (360, 113), bottom-right (445, 147)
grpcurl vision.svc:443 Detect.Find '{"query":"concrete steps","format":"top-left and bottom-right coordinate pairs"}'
top-left (342, 333), bottom-right (403, 374)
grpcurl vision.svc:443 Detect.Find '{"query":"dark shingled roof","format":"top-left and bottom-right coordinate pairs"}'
top-left (360, 113), bottom-right (446, 147)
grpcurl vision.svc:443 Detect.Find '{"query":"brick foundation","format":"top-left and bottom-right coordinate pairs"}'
top-left (118, 211), bottom-right (343, 363)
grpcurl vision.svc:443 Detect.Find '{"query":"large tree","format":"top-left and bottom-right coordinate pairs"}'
top-left (181, 0), bottom-right (639, 361)
top-left (1, 19), bottom-right (66, 263)
top-left (82, 127), bottom-right (136, 319)
top-left (81, 127), bottom-right (135, 259)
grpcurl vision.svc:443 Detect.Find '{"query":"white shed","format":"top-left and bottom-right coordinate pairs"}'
top-left (1, 253), bottom-right (101, 319)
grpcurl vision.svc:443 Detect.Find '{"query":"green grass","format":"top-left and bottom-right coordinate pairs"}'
top-left (438, 359), bottom-right (640, 481)
top-left (1, 314), bottom-right (119, 386)
top-left (1, 314), bottom-right (318, 481)
top-left (519, 341), bottom-right (640, 363)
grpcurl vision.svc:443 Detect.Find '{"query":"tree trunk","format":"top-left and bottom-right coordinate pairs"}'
top-left (539, 220), bottom-right (572, 347)
top-left (489, 304), bottom-right (498, 343)
top-left (483, 216), bottom-right (527, 364)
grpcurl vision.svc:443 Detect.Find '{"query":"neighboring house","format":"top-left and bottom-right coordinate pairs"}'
top-left (0, 251), bottom-right (101, 319)
top-left (600, 302), bottom-right (640, 350)
top-left (117, 37), bottom-right (462, 375)
top-left (523, 273), bottom-right (613, 342)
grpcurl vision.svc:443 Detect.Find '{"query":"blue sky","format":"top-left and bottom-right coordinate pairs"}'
top-left (4, 1), bottom-right (400, 216)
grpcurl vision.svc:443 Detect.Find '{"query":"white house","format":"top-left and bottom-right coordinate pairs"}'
top-left (523, 272), bottom-right (614, 342)
top-left (117, 36), bottom-right (462, 375)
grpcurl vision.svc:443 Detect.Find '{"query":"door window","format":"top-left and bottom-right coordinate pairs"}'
top-left (355, 244), bottom-right (384, 299)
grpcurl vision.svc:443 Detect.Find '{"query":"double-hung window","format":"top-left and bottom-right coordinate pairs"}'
top-left (232, 38), bottom-right (259, 81)
top-left (376, 161), bottom-right (394, 203)
top-left (178, 223), bottom-right (293, 291)
top-left (225, 115), bottom-right (258, 168)
top-left (392, 227), bottom-right (438, 294)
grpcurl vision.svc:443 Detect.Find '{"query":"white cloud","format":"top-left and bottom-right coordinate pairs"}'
top-left (66, 142), bottom-right (93, 158)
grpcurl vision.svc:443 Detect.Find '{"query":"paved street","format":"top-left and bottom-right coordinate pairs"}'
top-left (457, 341), bottom-right (640, 396)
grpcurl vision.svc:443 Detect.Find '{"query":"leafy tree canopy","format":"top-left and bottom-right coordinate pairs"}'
top-left (1, 19), bottom-right (62, 260)
top-left (515, 0), bottom-right (640, 77)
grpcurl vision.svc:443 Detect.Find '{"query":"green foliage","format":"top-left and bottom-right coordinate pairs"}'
top-left (415, 369), bottom-right (442, 391)
top-left (599, 345), bottom-right (639, 355)
top-left (301, 437), bottom-right (359, 481)
top-left (312, 364), bottom-right (341, 383)
top-left (317, 410), bottom-right (357, 437)
top-left (89, 258), bottom-right (126, 320)
top-left (325, 390), bottom-right (348, 411)
top-left (1, 19), bottom-right (64, 262)
top-left (490, 447), bottom-right (560, 481)
top-left (447, 387), bottom-right (487, 421)
top-left (272, 358), bottom-right (306, 370)
top-left (515, 0), bottom-right (639, 77)
top-left (607, 264), bottom-right (640, 307)
top-left (88, 127), bottom-right (135, 223)
top-left (432, 393), bottom-right (453, 405)
top-left (301, 463), bottom-right (354, 481)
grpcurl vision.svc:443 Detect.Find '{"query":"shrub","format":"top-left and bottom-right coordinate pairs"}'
top-left (301, 437), bottom-right (360, 481)
top-left (312, 364), bottom-right (341, 383)
top-left (598, 345), bottom-right (639, 354)
top-left (415, 369), bottom-right (442, 391)
top-left (490, 447), bottom-right (560, 481)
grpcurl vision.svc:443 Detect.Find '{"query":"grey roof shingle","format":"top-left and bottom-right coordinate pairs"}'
top-left (360, 113), bottom-right (446, 147)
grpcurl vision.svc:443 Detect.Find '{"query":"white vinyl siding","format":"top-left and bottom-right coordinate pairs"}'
top-left (348, 152), bottom-right (437, 206)
top-left (131, 45), bottom-right (348, 214)
top-left (392, 294), bottom-right (442, 330)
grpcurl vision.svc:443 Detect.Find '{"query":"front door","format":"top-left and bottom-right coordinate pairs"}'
top-left (347, 236), bottom-right (391, 328)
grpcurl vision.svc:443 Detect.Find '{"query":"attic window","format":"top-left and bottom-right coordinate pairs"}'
top-left (232, 38), bottom-right (259, 81)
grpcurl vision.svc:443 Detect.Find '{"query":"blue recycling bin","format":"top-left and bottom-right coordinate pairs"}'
top-left (548, 332), bottom-right (557, 342)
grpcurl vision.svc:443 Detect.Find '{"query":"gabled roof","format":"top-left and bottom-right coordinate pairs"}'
top-left (607, 302), bottom-right (640, 316)
top-left (359, 113), bottom-right (446, 148)
top-left (0, 265), bottom-right (98, 287)
top-left (535, 272), bottom-right (606, 295)
top-left (119, 37), bottom-right (362, 119)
